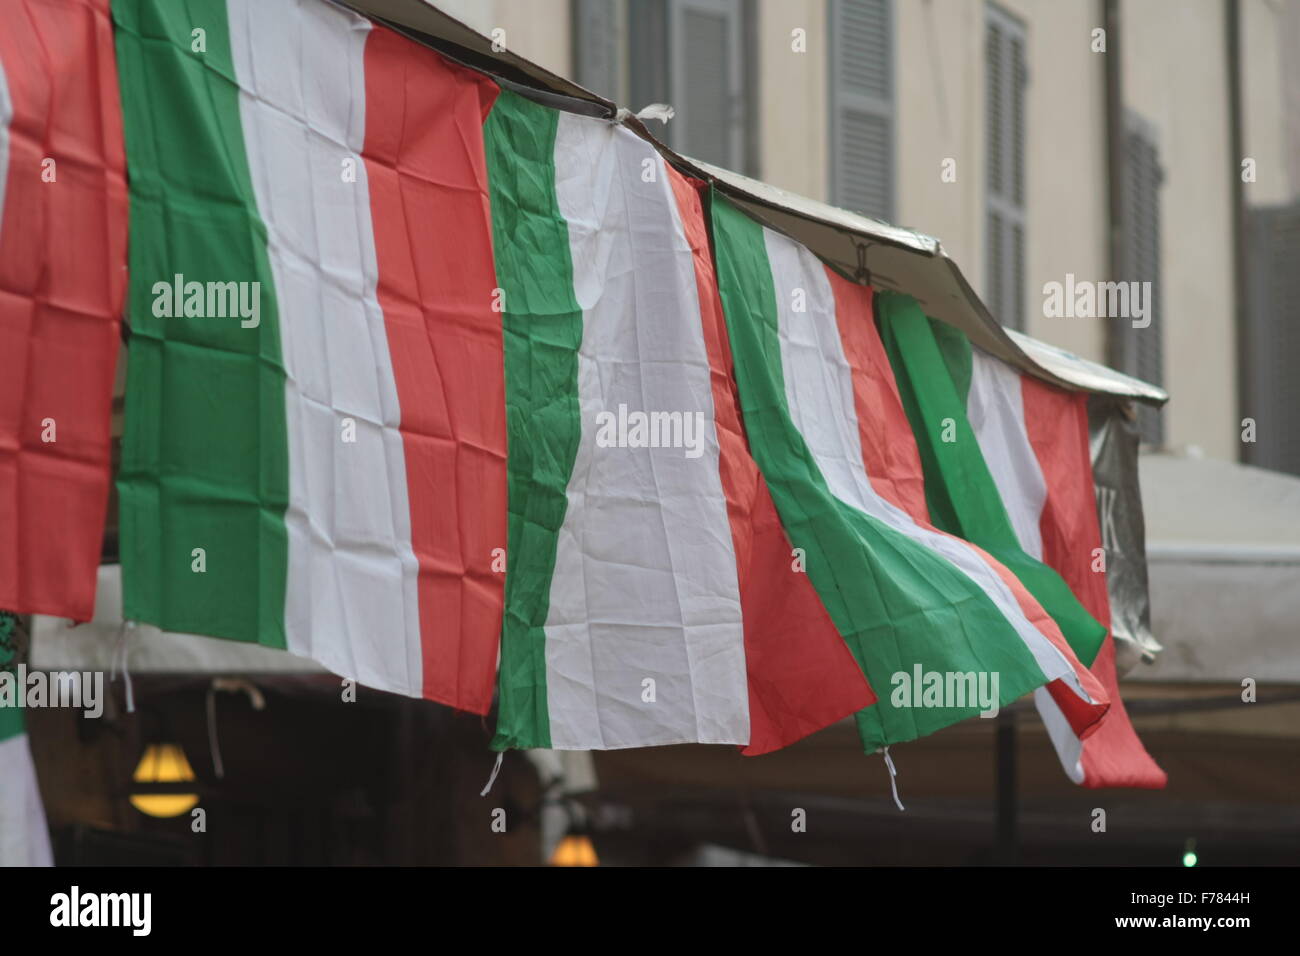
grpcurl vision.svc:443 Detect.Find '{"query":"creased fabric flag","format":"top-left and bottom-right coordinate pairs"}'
top-left (911, 323), bottom-right (1165, 787)
top-left (878, 294), bottom-right (1109, 671)
top-left (113, 0), bottom-right (506, 713)
top-left (0, 0), bottom-right (126, 621)
top-left (485, 93), bottom-right (874, 752)
top-left (709, 194), bottom-right (1107, 751)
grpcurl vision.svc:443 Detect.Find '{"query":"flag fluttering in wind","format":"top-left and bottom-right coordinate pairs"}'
top-left (708, 197), bottom-right (1107, 751)
top-left (483, 92), bottom-right (873, 753)
top-left (878, 302), bottom-right (1164, 786)
top-left (1, 0), bottom-right (1165, 779)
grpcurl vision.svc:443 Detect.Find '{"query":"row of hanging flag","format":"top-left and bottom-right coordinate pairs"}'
top-left (0, 0), bottom-right (1164, 788)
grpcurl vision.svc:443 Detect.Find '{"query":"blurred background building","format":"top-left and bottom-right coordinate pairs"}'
top-left (23, 0), bottom-right (1300, 866)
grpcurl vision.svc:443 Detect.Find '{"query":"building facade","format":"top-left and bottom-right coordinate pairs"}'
top-left (431, 0), bottom-right (1300, 469)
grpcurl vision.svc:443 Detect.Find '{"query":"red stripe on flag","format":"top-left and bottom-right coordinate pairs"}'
top-left (826, 268), bottom-right (931, 522)
top-left (0, 0), bottom-right (124, 620)
top-left (1022, 377), bottom-right (1166, 787)
top-left (828, 273), bottom-right (1108, 736)
top-left (668, 172), bottom-right (874, 755)
top-left (361, 26), bottom-right (506, 715)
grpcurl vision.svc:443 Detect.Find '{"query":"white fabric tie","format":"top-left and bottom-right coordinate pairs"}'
top-left (883, 746), bottom-right (905, 812)
top-left (480, 751), bottom-right (504, 797)
top-left (110, 621), bottom-right (136, 714)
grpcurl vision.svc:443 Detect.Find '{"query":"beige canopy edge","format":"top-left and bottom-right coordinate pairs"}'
top-left (344, 0), bottom-right (1168, 406)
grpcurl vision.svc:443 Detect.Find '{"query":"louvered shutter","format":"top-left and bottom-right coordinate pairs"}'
top-left (629, 0), bottom-right (670, 120)
top-left (1116, 112), bottom-right (1165, 445)
top-left (574, 0), bottom-right (625, 101)
top-left (985, 5), bottom-right (1026, 330)
top-left (829, 0), bottom-right (894, 221)
top-left (1244, 202), bottom-right (1300, 474)
top-left (667, 0), bottom-right (745, 168)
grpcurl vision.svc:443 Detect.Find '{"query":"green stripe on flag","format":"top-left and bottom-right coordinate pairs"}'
top-left (1, 610), bottom-right (22, 738)
top-left (877, 293), bottom-right (1106, 666)
top-left (484, 92), bottom-right (584, 751)
top-left (929, 317), bottom-right (973, 404)
top-left (0, 703), bottom-right (22, 743)
top-left (709, 194), bottom-right (1051, 749)
top-left (113, 0), bottom-right (289, 647)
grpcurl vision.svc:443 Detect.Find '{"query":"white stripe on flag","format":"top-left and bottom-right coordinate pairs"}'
top-left (968, 348), bottom-right (1049, 559)
top-left (545, 114), bottom-right (748, 749)
top-left (0, 54), bottom-right (10, 229)
top-left (762, 230), bottom-right (1084, 693)
top-left (967, 353), bottom-right (1086, 781)
top-left (0, 732), bottom-right (53, 867)
top-left (227, 0), bottom-right (423, 694)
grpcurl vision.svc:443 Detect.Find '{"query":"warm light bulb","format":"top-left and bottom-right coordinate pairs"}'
top-left (130, 743), bottom-right (199, 818)
top-left (550, 833), bottom-right (599, 867)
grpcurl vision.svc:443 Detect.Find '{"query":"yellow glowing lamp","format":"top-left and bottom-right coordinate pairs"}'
top-left (129, 743), bottom-right (200, 818)
top-left (550, 832), bottom-right (598, 867)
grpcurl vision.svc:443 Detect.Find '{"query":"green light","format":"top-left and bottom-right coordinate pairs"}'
top-left (1182, 851), bottom-right (1198, 867)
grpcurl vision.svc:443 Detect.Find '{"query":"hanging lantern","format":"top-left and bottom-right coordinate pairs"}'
top-left (129, 742), bottom-right (200, 818)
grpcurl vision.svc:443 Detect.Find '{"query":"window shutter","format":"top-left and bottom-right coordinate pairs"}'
top-left (574, 0), bottom-right (624, 102)
top-left (1244, 202), bottom-right (1300, 474)
top-left (829, 0), bottom-right (894, 221)
top-left (985, 5), bottom-right (1026, 331)
top-left (628, 0), bottom-right (670, 118)
top-left (667, 0), bottom-right (745, 168)
top-left (1117, 112), bottom-right (1165, 445)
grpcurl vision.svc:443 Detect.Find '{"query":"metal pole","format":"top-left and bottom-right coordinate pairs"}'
top-left (995, 708), bottom-right (1018, 865)
top-left (1103, 0), bottom-right (1126, 372)
top-left (1226, 0), bottom-right (1249, 464)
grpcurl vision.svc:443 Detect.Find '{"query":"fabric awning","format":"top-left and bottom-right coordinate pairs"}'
top-left (1138, 451), bottom-right (1300, 683)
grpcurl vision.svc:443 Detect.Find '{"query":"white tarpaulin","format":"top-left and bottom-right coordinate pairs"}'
top-left (32, 564), bottom-right (325, 675)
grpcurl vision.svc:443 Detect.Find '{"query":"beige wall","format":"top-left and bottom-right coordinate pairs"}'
top-left (431, 0), bottom-right (572, 77)
top-left (755, 0), bottom-right (829, 199)
top-left (895, 0), bottom-right (985, 277)
top-left (1124, 0), bottom-right (1237, 460)
top-left (1008, 0), bottom-right (1109, 364)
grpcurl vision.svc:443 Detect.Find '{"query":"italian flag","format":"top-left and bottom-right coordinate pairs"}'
top-left (485, 92), bottom-right (874, 752)
top-left (0, 705), bottom-right (53, 867)
top-left (709, 195), bottom-right (1108, 751)
top-left (113, 0), bottom-right (873, 750)
top-left (113, 0), bottom-right (509, 713)
top-left (880, 304), bottom-right (1164, 787)
top-left (0, 0), bottom-right (125, 622)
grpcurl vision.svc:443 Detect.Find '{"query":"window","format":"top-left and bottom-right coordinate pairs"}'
top-left (574, 0), bottom-right (626, 103)
top-left (1116, 111), bottom-right (1165, 446)
top-left (1243, 202), bottom-right (1300, 473)
top-left (985, 3), bottom-right (1026, 330)
top-left (828, 0), bottom-right (894, 221)
top-left (574, 0), bottom-right (752, 173)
